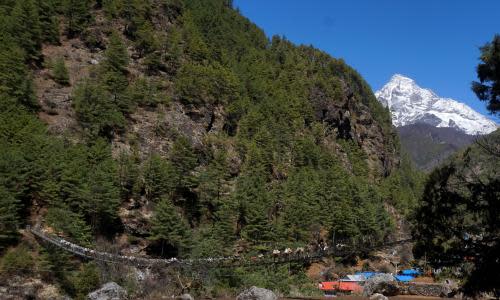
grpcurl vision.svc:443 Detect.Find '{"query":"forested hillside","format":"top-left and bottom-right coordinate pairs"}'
top-left (0, 0), bottom-right (423, 298)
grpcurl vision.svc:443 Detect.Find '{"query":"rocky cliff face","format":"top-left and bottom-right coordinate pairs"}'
top-left (35, 38), bottom-right (399, 181)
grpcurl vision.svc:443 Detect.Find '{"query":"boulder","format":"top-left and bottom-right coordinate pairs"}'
top-left (363, 274), bottom-right (399, 297)
top-left (87, 282), bottom-right (127, 300)
top-left (176, 294), bottom-right (194, 300)
top-left (236, 286), bottom-right (277, 300)
top-left (370, 293), bottom-right (389, 300)
top-left (441, 279), bottom-right (458, 297)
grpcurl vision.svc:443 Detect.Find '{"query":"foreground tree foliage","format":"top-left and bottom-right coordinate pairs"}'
top-left (472, 35), bottom-right (500, 115)
top-left (414, 131), bottom-right (500, 296)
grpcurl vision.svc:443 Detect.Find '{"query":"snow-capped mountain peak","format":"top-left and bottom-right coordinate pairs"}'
top-left (375, 74), bottom-right (498, 135)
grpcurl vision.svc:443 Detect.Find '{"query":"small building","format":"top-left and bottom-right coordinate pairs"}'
top-left (319, 281), bottom-right (363, 296)
top-left (395, 275), bottom-right (414, 282)
top-left (401, 268), bottom-right (422, 276)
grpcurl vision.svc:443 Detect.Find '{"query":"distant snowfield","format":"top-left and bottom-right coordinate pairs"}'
top-left (375, 74), bottom-right (498, 135)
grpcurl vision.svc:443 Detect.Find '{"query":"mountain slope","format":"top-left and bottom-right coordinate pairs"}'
top-left (0, 1), bottom-right (423, 298)
top-left (397, 123), bottom-right (476, 170)
top-left (375, 74), bottom-right (497, 135)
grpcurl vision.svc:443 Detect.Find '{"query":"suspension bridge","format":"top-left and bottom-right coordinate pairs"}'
top-left (27, 226), bottom-right (412, 269)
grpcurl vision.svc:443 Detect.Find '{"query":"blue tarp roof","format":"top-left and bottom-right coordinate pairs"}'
top-left (401, 269), bottom-right (421, 276)
top-left (395, 275), bottom-right (414, 282)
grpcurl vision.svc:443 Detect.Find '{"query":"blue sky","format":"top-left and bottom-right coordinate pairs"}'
top-left (233, 0), bottom-right (500, 122)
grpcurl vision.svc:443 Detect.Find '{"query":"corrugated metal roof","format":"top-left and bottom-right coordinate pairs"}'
top-left (345, 275), bottom-right (365, 282)
top-left (319, 281), bottom-right (363, 292)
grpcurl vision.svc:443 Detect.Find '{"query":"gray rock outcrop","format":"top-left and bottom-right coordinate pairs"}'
top-left (370, 293), bottom-right (389, 300)
top-left (176, 294), bottom-right (194, 300)
top-left (363, 274), bottom-right (399, 296)
top-left (441, 279), bottom-right (458, 297)
top-left (87, 282), bottom-right (127, 300)
top-left (236, 286), bottom-right (277, 300)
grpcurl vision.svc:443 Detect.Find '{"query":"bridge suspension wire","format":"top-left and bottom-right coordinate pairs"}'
top-left (27, 226), bottom-right (412, 269)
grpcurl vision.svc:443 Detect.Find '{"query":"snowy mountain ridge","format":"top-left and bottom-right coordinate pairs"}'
top-left (375, 74), bottom-right (498, 135)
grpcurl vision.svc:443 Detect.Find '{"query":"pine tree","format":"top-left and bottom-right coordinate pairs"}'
top-left (149, 197), bottom-right (191, 257)
top-left (52, 57), bottom-right (70, 86)
top-left (331, 200), bottom-right (360, 241)
top-left (120, 0), bottom-right (151, 38)
top-left (143, 154), bottom-right (175, 202)
top-left (134, 21), bottom-right (159, 56)
top-left (64, 0), bottom-right (91, 38)
top-left (181, 11), bottom-right (208, 62)
top-left (100, 31), bottom-right (131, 113)
top-left (472, 34), bottom-right (500, 115)
top-left (72, 80), bottom-right (125, 138)
top-left (45, 206), bottom-right (92, 246)
top-left (169, 136), bottom-right (198, 190)
top-left (102, 31), bottom-right (129, 74)
top-left (0, 42), bottom-right (37, 109)
top-left (85, 157), bottom-right (121, 234)
top-left (116, 151), bottom-right (139, 199)
top-left (127, 76), bottom-right (167, 106)
top-left (36, 0), bottom-right (60, 44)
top-left (102, 0), bottom-right (119, 19)
top-left (238, 178), bottom-right (273, 246)
top-left (10, 0), bottom-right (42, 62)
top-left (198, 150), bottom-right (230, 218)
top-left (164, 26), bottom-right (183, 74)
top-left (213, 199), bottom-right (237, 247)
top-left (0, 186), bottom-right (20, 250)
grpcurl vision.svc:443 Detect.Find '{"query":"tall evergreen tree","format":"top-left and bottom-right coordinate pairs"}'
top-left (52, 57), bottom-right (70, 86)
top-left (64, 0), bottom-right (91, 38)
top-left (142, 154), bottom-right (175, 202)
top-left (149, 197), bottom-right (191, 257)
top-left (102, 31), bottom-right (130, 74)
top-left (472, 34), bottom-right (500, 115)
top-left (198, 150), bottom-right (230, 218)
top-left (0, 186), bottom-right (20, 250)
top-left (169, 136), bottom-right (198, 191)
top-left (10, 0), bottom-right (42, 62)
top-left (100, 31), bottom-right (131, 113)
top-left (0, 43), bottom-right (37, 109)
top-left (72, 80), bottom-right (125, 138)
top-left (36, 0), bottom-right (60, 44)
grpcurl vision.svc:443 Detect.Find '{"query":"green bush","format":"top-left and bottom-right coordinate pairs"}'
top-left (128, 77), bottom-right (168, 107)
top-left (72, 80), bottom-right (126, 138)
top-left (0, 245), bottom-right (34, 276)
top-left (70, 263), bottom-right (100, 300)
top-left (52, 57), bottom-right (70, 86)
top-left (45, 206), bottom-right (92, 246)
top-left (174, 62), bottom-right (240, 105)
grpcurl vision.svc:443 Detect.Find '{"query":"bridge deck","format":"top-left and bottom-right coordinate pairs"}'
top-left (27, 226), bottom-right (411, 268)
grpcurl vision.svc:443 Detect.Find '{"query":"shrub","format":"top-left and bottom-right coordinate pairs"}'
top-left (174, 62), bottom-right (240, 106)
top-left (0, 244), bottom-right (34, 276)
top-left (52, 57), bottom-right (70, 85)
top-left (70, 263), bottom-right (100, 299)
